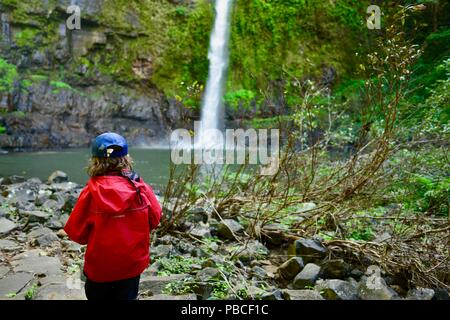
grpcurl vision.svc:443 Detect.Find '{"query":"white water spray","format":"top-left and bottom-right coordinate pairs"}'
top-left (196, 0), bottom-right (233, 149)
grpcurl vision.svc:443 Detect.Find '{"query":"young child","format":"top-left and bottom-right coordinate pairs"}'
top-left (64, 132), bottom-right (162, 300)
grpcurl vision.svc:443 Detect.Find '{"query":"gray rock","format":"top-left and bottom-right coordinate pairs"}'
top-left (217, 219), bottom-right (244, 240)
top-left (0, 272), bottom-right (34, 296)
top-left (278, 257), bottom-right (304, 280)
top-left (28, 227), bottom-right (59, 247)
top-left (260, 289), bottom-right (284, 300)
top-left (186, 207), bottom-right (208, 223)
top-left (35, 232), bottom-right (59, 247)
top-left (24, 210), bottom-right (50, 223)
top-left (201, 256), bottom-right (226, 268)
top-left (196, 267), bottom-right (220, 282)
top-left (156, 235), bottom-right (179, 245)
top-left (35, 190), bottom-right (52, 206)
top-left (232, 240), bottom-right (269, 264)
top-left (283, 289), bottom-right (324, 300)
top-left (357, 275), bottom-right (398, 300)
top-left (47, 170), bottom-right (69, 184)
top-left (0, 239), bottom-right (21, 251)
top-left (406, 287), bottom-right (435, 300)
top-left (191, 247), bottom-right (208, 258)
top-left (144, 293), bottom-right (197, 300)
top-left (0, 265), bottom-right (10, 279)
top-left (1, 175), bottom-right (26, 185)
top-left (49, 182), bottom-right (79, 193)
top-left (188, 222), bottom-right (212, 239)
top-left (140, 274), bottom-right (188, 295)
top-left (35, 282), bottom-right (85, 300)
top-left (61, 240), bottom-right (82, 253)
top-left (315, 279), bottom-right (358, 300)
top-left (432, 288), bottom-right (449, 300)
top-left (59, 214), bottom-right (69, 225)
top-left (251, 266), bottom-right (268, 279)
top-left (0, 218), bottom-right (17, 236)
top-left (152, 244), bottom-right (179, 259)
top-left (289, 238), bottom-right (328, 263)
top-left (261, 223), bottom-right (287, 245)
top-left (42, 199), bottom-right (64, 212)
top-left (293, 263), bottom-right (321, 289)
top-left (11, 249), bottom-right (63, 276)
top-left (320, 259), bottom-right (352, 279)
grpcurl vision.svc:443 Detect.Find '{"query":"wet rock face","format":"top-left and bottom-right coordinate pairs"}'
top-left (0, 81), bottom-right (172, 150)
top-left (0, 0), bottom-right (190, 151)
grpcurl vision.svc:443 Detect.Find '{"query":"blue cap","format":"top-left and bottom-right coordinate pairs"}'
top-left (91, 132), bottom-right (128, 158)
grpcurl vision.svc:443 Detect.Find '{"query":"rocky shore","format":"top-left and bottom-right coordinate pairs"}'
top-left (0, 172), bottom-right (447, 300)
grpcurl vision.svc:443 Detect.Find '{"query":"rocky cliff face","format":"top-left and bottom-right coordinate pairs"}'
top-left (0, 0), bottom-right (189, 150)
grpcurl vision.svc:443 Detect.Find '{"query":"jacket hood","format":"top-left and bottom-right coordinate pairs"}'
top-left (87, 175), bottom-right (148, 213)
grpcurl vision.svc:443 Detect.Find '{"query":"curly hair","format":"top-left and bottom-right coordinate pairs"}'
top-left (87, 155), bottom-right (134, 177)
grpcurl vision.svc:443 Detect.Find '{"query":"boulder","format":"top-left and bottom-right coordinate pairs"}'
top-left (186, 207), bottom-right (208, 223)
top-left (293, 263), bottom-right (321, 289)
top-left (1, 175), bottom-right (26, 185)
top-left (24, 210), bottom-right (50, 223)
top-left (0, 239), bottom-right (21, 252)
top-left (278, 257), bottom-right (304, 280)
top-left (188, 222), bottom-right (212, 239)
top-left (432, 288), bottom-right (449, 300)
top-left (231, 240), bottom-right (269, 264)
top-left (320, 259), bottom-right (352, 279)
top-left (288, 238), bottom-right (328, 263)
top-left (406, 287), bottom-right (435, 300)
top-left (357, 275), bottom-right (398, 300)
top-left (0, 218), bottom-right (17, 236)
top-left (282, 289), bottom-right (324, 300)
top-left (315, 279), bottom-right (358, 300)
top-left (217, 219), bottom-right (244, 240)
top-left (251, 266), bottom-right (268, 279)
top-left (152, 244), bottom-right (180, 259)
top-left (261, 223), bottom-right (288, 245)
top-left (47, 171), bottom-right (69, 184)
top-left (196, 267), bottom-right (220, 282)
top-left (28, 227), bottom-right (59, 247)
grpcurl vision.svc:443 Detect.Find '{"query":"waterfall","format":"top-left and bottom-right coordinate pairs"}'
top-left (196, 0), bottom-right (233, 149)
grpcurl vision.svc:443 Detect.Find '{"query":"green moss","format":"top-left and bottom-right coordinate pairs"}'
top-left (0, 58), bottom-right (18, 93)
top-left (14, 28), bottom-right (39, 48)
top-left (50, 80), bottom-right (72, 93)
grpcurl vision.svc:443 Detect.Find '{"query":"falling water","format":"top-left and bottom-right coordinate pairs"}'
top-left (196, 0), bottom-right (233, 149)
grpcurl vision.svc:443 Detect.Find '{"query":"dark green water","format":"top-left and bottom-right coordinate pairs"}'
top-left (0, 148), bottom-right (171, 190)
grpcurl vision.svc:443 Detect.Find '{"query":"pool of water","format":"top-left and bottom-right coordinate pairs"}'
top-left (0, 148), bottom-right (172, 190)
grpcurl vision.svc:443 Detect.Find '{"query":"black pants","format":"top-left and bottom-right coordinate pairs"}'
top-left (84, 274), bottom-right (141, 300)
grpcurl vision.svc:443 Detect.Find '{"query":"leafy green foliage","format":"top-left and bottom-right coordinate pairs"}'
top-left (14, 28), bottom-right (38, 48)
top-left (224, 89), bottom-right (256, 112)
top-left (156, 256), bottom-right (205, 276)
top-left (24, 284), bottom-right (38, 300)
top-left (0, 58), bottom-right (18, 93)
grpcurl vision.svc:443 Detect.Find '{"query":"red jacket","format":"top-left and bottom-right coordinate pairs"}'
top-left (64, 173), bottom-right (162, 282)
